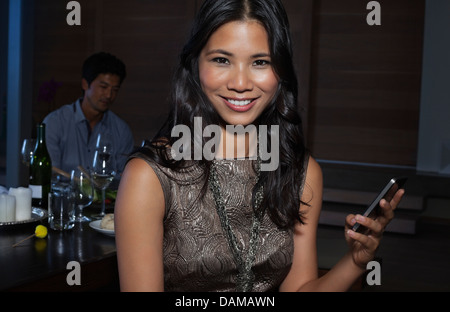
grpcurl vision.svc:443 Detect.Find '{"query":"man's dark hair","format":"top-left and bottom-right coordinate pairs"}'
top-left (82, 52), bottom-right (127, 86)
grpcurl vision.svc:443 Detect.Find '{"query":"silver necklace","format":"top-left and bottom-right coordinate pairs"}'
top-left (208, 157), bottom-right (264, 292)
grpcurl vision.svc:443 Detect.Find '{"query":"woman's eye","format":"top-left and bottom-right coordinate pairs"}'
top-left (212, 57), bottom-right (229, 65)
top-left (253, 60), bottom-right (270, 66)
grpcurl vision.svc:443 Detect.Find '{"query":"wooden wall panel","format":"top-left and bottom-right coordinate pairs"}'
top-left (32, 0), bottom-right (198, 145)
top-left (283, 0), bottom-right (314, 133)
top-left (308, 0), bottom-right (424, 166)
top-left (32, 0), bottom-right (95, 125)
top-left (99, 1), bottom-right (197, 142)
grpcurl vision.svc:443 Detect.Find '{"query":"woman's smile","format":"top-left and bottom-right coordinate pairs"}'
top-left (222, 96), bottom-right (259, 112)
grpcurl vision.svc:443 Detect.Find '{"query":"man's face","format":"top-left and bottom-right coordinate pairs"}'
top-left (82, 73), bottom-right (121, 113)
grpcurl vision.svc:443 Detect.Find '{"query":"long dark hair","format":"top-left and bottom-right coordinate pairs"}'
top-left (142, 0), bottom-right (308, 230)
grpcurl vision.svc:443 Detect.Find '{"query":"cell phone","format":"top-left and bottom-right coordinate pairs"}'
top-left (352, 177), bottom-right (407, 233)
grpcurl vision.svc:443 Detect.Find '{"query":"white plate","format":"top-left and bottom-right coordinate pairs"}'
top-left (0, 207), bottom-right (48, 226)
top-left (89, 220), bottom-right (115, 237)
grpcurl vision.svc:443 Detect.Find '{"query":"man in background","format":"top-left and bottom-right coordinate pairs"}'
top-left (43, 52), bottom-right (134, 176)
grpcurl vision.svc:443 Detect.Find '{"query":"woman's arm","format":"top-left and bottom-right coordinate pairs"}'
top-left (279, 156), bottom-right (404, 292)
top-left (279, 156), bottom-right (322, 291)
top-left (115, 158), bottom-right (166, 291)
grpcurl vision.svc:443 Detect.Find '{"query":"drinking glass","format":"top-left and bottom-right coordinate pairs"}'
top-left (95, 132), bottom-right (113, 154)
top-left (48, 178), bottom-right (75, 230)
top-left (91, 137), bottom-right (116, 219)
top-left (71, 167), bottom-right (94, 222)
top-left (21, 139), bottom-right (36, 166)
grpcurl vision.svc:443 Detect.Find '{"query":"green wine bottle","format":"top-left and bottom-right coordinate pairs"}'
top-left (29, 123), bottom-right (52, 209)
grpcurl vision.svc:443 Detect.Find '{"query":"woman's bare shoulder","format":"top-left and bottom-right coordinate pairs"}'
top-left (117, 158), bottom-right (165, 214)
top-left (306, 156), bottom-right (322, 183)
top-left (301, 155), bottom-right (323, 211)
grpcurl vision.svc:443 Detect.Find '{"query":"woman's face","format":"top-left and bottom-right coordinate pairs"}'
top-left (198, 20), bottom-right (279, 126)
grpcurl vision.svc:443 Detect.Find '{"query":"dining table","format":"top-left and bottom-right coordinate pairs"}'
top-left (1, 199), bottom-right (371, 293)
top-left (0, 205), bottom-right (120, 291)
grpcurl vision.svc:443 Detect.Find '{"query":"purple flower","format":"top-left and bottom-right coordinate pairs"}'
top-left (37, 78), bottom-right (63, 103)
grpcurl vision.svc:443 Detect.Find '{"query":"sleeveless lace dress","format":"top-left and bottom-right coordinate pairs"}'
top-left (131, 152), bottom-right (309, 292)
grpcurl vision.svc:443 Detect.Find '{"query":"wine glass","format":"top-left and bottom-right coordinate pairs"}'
top-left (21, 139), bottom-right (36, 166)
top-left (95, 132), bottom-right (113, 154)
top-left (91, 141), bottom-right (116, 219)
top-left (70, 167), bottom-right (94, 222)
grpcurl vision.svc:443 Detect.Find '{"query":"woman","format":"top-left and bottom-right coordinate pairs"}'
top-left (115, 0), bottom-right (404, 292)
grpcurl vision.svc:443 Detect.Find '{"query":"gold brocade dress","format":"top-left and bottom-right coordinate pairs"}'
top-left (131, 152), bottom-right (308, 292)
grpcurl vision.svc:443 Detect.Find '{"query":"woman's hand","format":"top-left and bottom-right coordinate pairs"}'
top-left (344, 188), bottom-right (405, 268)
